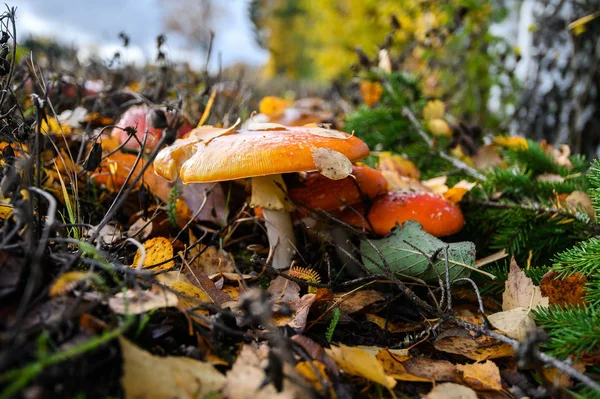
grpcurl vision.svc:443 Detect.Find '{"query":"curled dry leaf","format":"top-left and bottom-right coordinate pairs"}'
top-left (311, 147), bottom-right (352, 180)
top-left (132, 236), bottom-right (174, 272)
top-left (503, 257), bottom-right (549, 311)
top-left (245, 122), bottom-right (288, 131)
top-left (488, 307), bottom-right (536, 341)
top-left (456, 360), bottom-right (502, 391)
top-left (540, 270), bottom-right (588, 307)
top-left (425, 383), bottom-right (478, 399)
top-left (325, 344), bottom-right (396, 389)
top-left (434, 328), bottom-right (515, 361)
top-left (108, 285), bottom-right (178, 315)
top-left (119, 337), bottom-right (225, 399)
top-left (565, 190), bottom-right (595, 219)
top-left (302, 126), bottom-right (348, 139)
top-left (287, 293), bottom-right (317, 333)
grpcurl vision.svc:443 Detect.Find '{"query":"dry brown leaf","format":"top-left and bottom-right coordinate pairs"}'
top-left (434, 328), bottom-right (515, 361)
top-left (488, 307), bottom-right (536, 341)
top-left (268, 275), bottom-right (301, 305)
top-left (457, 361), bottom-right (502, 391)
top-left (472, 144), bottom-right (502, 171)
top-left (109, 285), bottom-right (178, 315)
top-left (223, 343), bottom-right (307, 399)
top-left (375, 350), bottom-right (431, 382)
top-left (365, 314), bottom-right (423, 333)
top-left (188, 123), bottom-right (236, 143)
top-left (503, 257), bottom-right (549, 311)
top-left (542, 360), bottom-right (586, 389)
top-left (132, 237), bottom-right (174, 272)
top-left (186, 244), bottom-right (236, 279)
top-left (425, 383), bottom-right (478, 399)
top-left (245, 122), bottom-right (289, 131)
top-left (326, 344), bottom-right (396, 389)
top-left (303, 126), bottom-right (348, 139)
top-left (187, 271), bottom-right (233, 307)
top-left (311, 147), bottom-right (352, 180)
top-left (288, 293), bottom-right (317, 333)
top-left (565, 190), bottom-right (595, 218)
top-left (402, 356), bottom-right (462, 383)
top-left (540, 270), bottom-right (588, 307)
top-left (334, 290), bottom-right (384, 314)
top-left (119, 336), bottom-right (225, 399)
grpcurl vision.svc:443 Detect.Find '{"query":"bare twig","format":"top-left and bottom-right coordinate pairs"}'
top-left (402, 106), bottom-right (487, 181)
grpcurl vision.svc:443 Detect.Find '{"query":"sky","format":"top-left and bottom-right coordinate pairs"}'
top-left (13, 0), bottom-right (269, 70)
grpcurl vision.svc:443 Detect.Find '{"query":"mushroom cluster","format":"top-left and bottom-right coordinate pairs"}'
top-left (153, 124), bottom-right (369, 270)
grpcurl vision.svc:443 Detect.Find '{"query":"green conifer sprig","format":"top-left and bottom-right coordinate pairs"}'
top-left (533, 305), bottom-right (600, 360)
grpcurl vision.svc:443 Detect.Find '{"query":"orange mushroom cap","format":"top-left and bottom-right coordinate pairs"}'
top-left (288, 165), bottom-right (387, 212)
top-left (338, 191), bottom-right (465, 237)
top-left (154, 126), bottom-right (369, 183)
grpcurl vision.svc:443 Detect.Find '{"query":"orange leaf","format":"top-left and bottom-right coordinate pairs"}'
top-left (359, 81), bottom-right (383, 107)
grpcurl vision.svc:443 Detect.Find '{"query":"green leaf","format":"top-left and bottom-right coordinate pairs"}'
top-left (360, 221), bottom-right (477, 283)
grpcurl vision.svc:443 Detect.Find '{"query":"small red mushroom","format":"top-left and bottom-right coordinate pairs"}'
top-left (288, 165), bottom-right (388, 213)
top-left (338, 191), bottom-right (465, 237)
top-left (111, 105), bottom-right (193, 151)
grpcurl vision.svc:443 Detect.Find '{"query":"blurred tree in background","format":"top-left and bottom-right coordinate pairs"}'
top-left (251, 0), bottom-right (517, 127)
top-left (515, 0), bottom-right (600, 159)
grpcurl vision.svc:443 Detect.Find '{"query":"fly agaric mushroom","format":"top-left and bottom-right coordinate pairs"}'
top-left (288, 165), bottom-right (387, 214)
top-left (153, 124), bottom-right (369, 269)
top-left (112, 105), bottom-right (192, 151)
top-left (338, 191), bottom-right (464, 237)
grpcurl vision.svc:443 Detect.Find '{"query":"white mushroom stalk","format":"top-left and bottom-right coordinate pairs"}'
top-left (251, 175), bottom-right (296, 270)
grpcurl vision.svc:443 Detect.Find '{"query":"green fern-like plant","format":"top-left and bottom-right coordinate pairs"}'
top-left (326, 307), bottom-right (341, 343)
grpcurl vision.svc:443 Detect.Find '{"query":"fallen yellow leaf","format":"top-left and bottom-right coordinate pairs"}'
top-left (119, 336), bottom-right (225, 399)
top-left (132, 237), bottom-right (175, 272)
top-left (325, 344), bottom-right (396, 389)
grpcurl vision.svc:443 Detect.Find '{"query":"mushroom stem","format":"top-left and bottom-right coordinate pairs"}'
top-left (262, 208), bottom-right (297, 269)
top-left (251, 175), bottom-right (296, 270)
